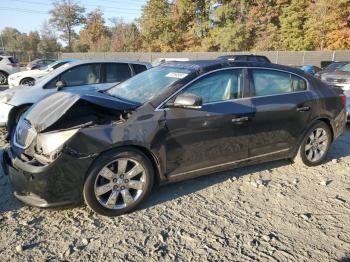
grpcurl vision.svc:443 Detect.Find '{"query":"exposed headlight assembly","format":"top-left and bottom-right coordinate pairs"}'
top-left (37, 129), bottom-right (79, 156)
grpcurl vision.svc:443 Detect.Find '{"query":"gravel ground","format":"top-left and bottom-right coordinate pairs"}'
top-left (0, 127), bottom-right (350, 261)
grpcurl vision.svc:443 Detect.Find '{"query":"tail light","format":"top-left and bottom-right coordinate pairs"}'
top-left (7, 63), bottom-right (18, 67)
top-left (340, 94), bottom-right (347, 106)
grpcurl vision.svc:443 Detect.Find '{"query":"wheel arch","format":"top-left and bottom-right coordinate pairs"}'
top-left (291, 116), bottom-right (334, 158)
top-left (86, 144), bottom-right (165, 186)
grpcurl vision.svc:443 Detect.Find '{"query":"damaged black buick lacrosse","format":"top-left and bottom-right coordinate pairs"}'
top-left (2, 60), bottom-right (347, 216)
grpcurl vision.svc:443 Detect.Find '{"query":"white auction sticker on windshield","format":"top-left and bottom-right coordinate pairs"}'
top-left (165, 72), bottom-right (188, 79)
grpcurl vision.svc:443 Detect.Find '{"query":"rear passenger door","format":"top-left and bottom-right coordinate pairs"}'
top-left (248, 68), bottom-right (312, 157)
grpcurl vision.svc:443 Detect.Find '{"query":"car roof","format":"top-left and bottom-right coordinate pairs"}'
top-left (161, 60), bottom-right (306, 76)
top-left (52, 59), bottom-right (78, 63)
top-left (63, 59), bottom-right (152, 67)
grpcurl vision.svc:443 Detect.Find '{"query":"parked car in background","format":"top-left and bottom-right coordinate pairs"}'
top-left (315, 61), bottom-right (349, 79)
top-left (26, 59), bottom-right (57, 70)
top-left (8, 59), bottom-right (78, 88)
top-left (298, 65), bottom-right (322, 75)
top-left (217, 54), bottom-right (271, 63)
top-left (1, 60), bottom-right (346, 216)
top-left (345, 90), bottom-right (350, 123)
top-left (0, 55), bottom-right (20, 85)
top-left (321, 63), bottom-right (350, 91)
top-left (152, 58), bottom-right (190, 67)
top-left (0, 60), bottom-right (151, 136)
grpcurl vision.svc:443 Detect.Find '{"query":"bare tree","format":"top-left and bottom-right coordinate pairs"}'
top-left (49, 0), bottom-right (85, 51)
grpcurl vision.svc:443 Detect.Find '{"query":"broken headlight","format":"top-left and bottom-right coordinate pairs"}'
top-left (37, 129), bottom-right (79, 156)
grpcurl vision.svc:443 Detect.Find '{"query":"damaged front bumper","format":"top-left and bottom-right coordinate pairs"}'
top-left (2, 147), bottom-right (96, 208)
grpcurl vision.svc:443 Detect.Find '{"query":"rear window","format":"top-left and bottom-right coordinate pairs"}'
top-left (8, 57), bottom-right (17, 64)
top-left (132, 64), bottom-right (148, 74)
top-left (247, 56), bottom-right (258, 62)
top-left (257, 57), bottom-right (270, 63)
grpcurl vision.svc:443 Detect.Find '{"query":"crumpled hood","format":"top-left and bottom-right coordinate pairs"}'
top-left (25, 90), bottom-right (140, 132)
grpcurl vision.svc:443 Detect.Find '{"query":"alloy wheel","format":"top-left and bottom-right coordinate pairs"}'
top-left (0, 73), bottom-right (7, 85)
top-left (21, 79), bottom-right (35, 86)
top-left (94, 158), bottom-right (146, 210)
top-left (305, 127), bottom-right (329, 162)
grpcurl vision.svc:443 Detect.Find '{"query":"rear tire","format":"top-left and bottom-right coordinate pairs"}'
top-left (0, 71), bottom-right (8, 85)
top-left (83, 148), bottom-right (154, 216)
top-left (293, 121), bottom-right (332, 166)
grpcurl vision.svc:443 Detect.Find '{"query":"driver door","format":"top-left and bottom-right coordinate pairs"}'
top-left (162, 69), bottom-right (253, 178)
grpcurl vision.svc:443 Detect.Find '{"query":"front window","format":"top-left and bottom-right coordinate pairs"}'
top-left (105, 63), bottom-right (132, 83)
top-left (181, 69), bottom-right (243, 103)
top-left (107, 66), bottom-right (193, 103)
top-left (60, 63), bottom-right (101, 86)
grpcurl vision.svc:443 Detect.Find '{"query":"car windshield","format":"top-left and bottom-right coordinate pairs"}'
top-left (107, 66), bottom-right (193, 103)
top-left (339, 63), bottom-right (350, 72)
top-left (326, 63), bottom-right (342, 70)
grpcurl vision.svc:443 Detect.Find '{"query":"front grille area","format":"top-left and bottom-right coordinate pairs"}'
top-left (14, 119), bottom-right (37, 149)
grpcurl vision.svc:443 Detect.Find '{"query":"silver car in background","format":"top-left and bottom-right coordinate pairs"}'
top-left (0, 55), bottom-right (20, 85)
top-left (0, 60), bottom-right (151, 135)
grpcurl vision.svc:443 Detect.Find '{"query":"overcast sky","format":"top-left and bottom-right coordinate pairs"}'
top-left (0, 0), bottom-right (147, 34)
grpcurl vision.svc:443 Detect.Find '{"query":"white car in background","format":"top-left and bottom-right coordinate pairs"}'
top-left (8, 59), bottom-right (77, 88)
top-left (0, 55), bottom-right (20, 85)
top-left (0, 60), bottom-right (151, 135)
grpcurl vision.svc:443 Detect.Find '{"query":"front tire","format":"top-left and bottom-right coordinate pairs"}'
top-left (293, 121), bottom-right (332, 166)
top-left (20, 78), bottom-right (35, 86)
top-left (83, 148), bottom-right (154, 216)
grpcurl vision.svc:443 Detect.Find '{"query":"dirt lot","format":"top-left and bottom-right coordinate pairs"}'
top-left (0, 127), bottom-right (350, 261)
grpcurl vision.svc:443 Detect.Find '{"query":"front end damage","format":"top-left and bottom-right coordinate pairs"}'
top-left (4, 91), bottom-right (139, 207)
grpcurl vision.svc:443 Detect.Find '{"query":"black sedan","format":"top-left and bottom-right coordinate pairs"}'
top-left (2, 60), bottom-right (347, 216)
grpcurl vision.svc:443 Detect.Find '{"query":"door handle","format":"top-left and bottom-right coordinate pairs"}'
top-left (296, 106), bottom-right (310, 112)
top-left (232, 116), bottom-right (249, 123)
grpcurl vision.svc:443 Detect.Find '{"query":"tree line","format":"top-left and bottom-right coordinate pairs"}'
top-left (1, 0), bottom-right (350, 55)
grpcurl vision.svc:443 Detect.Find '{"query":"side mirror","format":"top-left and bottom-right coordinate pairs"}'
top-left (168, 93), bottom-right (203, 109)
top-left (56, 80), bottom-right (66, 91)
